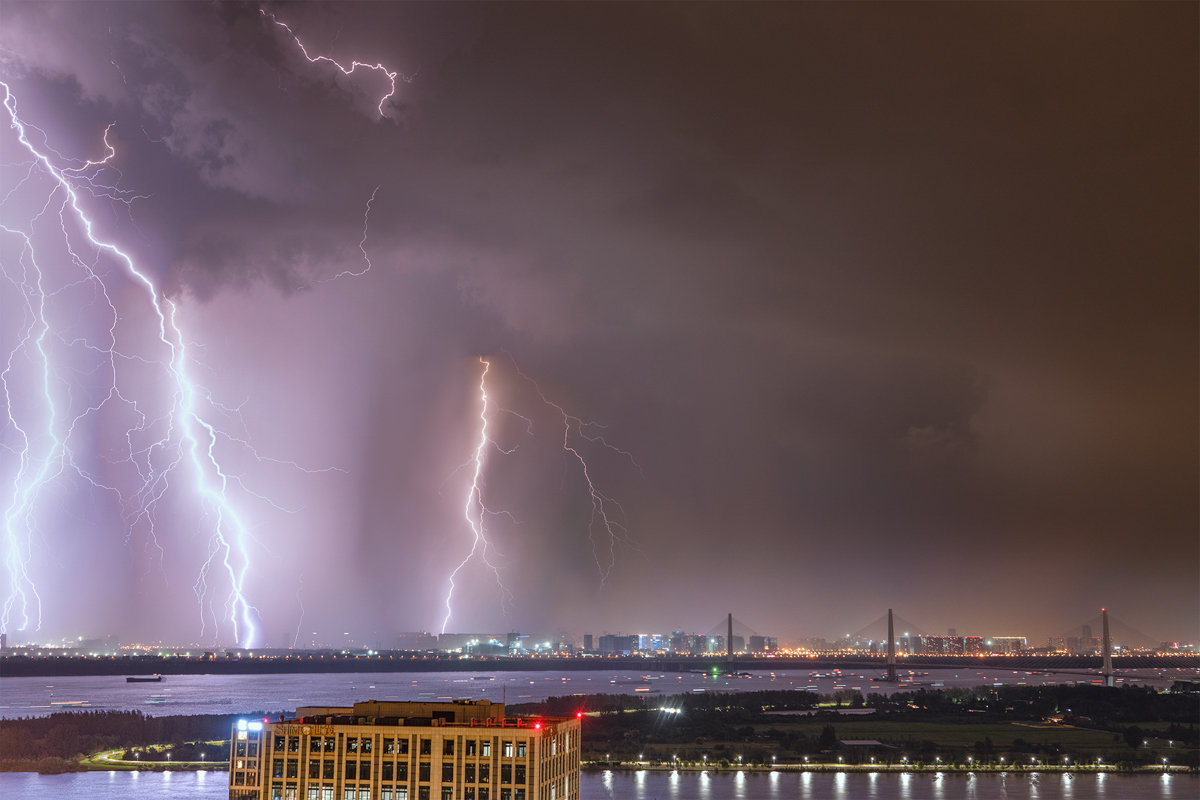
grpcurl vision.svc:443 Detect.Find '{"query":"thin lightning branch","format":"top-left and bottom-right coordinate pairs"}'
top-left (291, 571), bottom-right (305, 649)
top-left (261, 9), bottom-right (412, 118)
top-left (507, 360), bottom-right (639, 584)
top-left (323, 185), bottom-right (379, 283)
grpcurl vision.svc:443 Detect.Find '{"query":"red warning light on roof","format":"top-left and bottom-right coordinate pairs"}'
top-left (576, 711), bottom-right (583, 718)
top-left (534, 722), bottom-right (542, 730)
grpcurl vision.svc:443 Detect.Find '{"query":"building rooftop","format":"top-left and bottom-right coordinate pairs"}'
top-left (279, 698), bottom-right (574, 730)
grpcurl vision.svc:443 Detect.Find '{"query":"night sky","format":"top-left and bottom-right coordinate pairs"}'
top-left (0, 2), bottom-right (1195, 648)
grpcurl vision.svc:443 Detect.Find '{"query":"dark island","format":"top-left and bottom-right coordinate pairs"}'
top-left (2, 684), bottom-right (1196, 774)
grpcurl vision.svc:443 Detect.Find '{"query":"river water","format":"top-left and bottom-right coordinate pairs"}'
top-left (3, 666), bottom-right (1194, 718)
top-left (0, 769), bottom-right (1193, 799)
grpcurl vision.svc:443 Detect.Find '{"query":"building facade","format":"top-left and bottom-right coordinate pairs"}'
top-left (229, 700), bottom-right (580, 800)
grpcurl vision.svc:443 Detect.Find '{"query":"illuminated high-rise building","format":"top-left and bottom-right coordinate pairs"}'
top-left (229, 700), bottom-right (580, 800)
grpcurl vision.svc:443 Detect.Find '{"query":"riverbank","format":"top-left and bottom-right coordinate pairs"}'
top-left (582, 760), bottom-right (1194, 775)
top-left (6, 753), bottom-right (1193, 775)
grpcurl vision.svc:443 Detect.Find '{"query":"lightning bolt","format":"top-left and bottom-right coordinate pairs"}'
top-left (0, 81), bottom-right (269, 647)
top-left (324, 185), bottom-right (379, 283)
top-left (441, 357), bottom-right (515, 634)
top-left (440, 356), bottom-right (637, 632)
top-left (509, 359), bottom-right (640, 584)
top-left (261, 9), bottom-right (412, 118)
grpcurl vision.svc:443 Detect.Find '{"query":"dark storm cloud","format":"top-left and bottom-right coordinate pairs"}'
top-left (1, 2), bottom-right (1194, 645)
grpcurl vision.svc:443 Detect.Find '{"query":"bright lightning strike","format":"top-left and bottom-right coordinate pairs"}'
top-left (0, 81), bottom-right (294, 647)
top-left (440, 357), bottom-right (637, 632)
top-left (441, 357), bottom-right (514, 634)
top-left (261, 9), bottom-right (412, 118)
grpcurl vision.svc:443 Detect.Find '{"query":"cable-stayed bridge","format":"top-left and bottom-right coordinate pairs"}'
top-left (679, 609), bottom-right (1197, 681)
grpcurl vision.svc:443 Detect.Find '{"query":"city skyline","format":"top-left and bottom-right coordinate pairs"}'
top-left (0, 3), bottom-right (1196, 648)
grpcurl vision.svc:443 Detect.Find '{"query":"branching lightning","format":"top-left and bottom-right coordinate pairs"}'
top-left (261, 9), bottom-right (412, 119)
top-left (440, 356), bottom-right (637, 632)
top-left (0, 81), bottom-right (304, 647)
top-left (511, 361), bottom-right (640, 584)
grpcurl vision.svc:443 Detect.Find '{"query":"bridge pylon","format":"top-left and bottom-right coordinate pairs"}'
top-left (885, 608), bottom-right (898, 682)
top-left (1101, 608), bottom-right (1114, 687)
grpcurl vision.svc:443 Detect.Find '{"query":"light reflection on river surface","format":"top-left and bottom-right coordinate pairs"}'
top-left (0, 769), bottom-right (1193, 799)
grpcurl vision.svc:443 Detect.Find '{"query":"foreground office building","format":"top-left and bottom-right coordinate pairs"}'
top-left (229, 700), bottom-right (580, 800)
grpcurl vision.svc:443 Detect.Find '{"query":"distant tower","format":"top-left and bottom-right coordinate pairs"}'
top-left (1101, 608), bottom-right (1114, 687)
top-left (886, 608), bottom-right (897, 682)
top-left (727, 613), bottom-right (733, 659)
